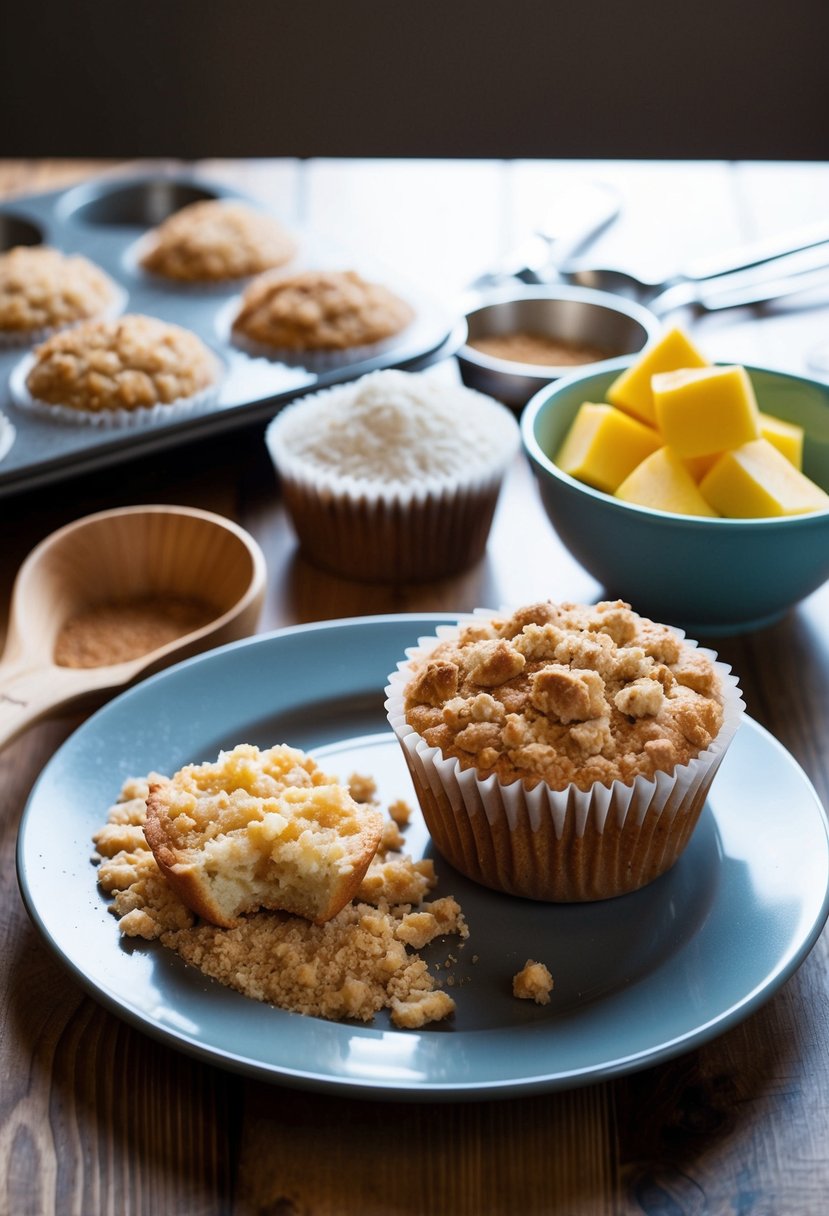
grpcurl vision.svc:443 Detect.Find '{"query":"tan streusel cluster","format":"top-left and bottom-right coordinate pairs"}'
top-left (93, 772), bottom-right (466, 1029)
top-left (0, 245), bottom-right (118, 336)
top-left (232, 269), bottom-right (414, 352)
top-left (403, 600), bottom-right (724, 793)
top-left (25, 314), bottom-right (219, 412)
top-left (139, 200), bottom-right (297, 282)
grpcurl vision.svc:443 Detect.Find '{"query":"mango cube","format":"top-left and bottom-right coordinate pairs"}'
top-left (556, 402), bottom-right (661, 493)
top-left (606, 326), bottom-right (709, 425)
top-left (700, 438), bottom-right (829, 517)
top-left (758, 411), bottom-right (804, 468)
top-left (683, 452), bottom-right (720, 482)
top-left (616, 447), bottom-right (719, 517)
top-left (652, 365), bottom-right (760, 458)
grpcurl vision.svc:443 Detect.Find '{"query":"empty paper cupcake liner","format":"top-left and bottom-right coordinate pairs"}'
top-left (385, 616), bottom-right (745, 901)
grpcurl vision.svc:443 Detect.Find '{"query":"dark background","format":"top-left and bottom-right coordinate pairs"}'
top-left (2, 0), bottom-right (827, 159)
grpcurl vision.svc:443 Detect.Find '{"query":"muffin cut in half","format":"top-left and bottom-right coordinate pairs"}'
top-left (143, 743), bottom-right (384, 927)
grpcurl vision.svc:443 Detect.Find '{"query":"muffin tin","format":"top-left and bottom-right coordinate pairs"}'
top-left (0, 171), bottom-right (463, 497)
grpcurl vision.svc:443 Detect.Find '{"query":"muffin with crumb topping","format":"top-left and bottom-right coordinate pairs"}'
top-left (232, 268), bottom-right (413, 358)
top-left (21, 313), bottom-right (220, 422)
top-left (386, 599), bottom-right (743, 901)
top-left (139, 199), bottom-right (297, 283)
top-left (0, 245), bottom-right (121, 346)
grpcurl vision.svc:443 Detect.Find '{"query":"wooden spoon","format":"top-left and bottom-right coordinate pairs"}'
top-left (0, 504), bottom-right (266, 750)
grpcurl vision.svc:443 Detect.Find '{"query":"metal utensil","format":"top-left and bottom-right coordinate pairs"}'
top-left (647, 241), bottom-right (829, 315)
top-left (559, 216), bottom-right (829, 305)
top-left (468, 180), bottom-right (621, 292)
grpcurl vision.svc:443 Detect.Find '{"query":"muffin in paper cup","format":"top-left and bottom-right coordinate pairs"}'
top-left (0, 245), bottom-right (127, 351)
top-left (264, 369), bottom-right (521, 582)
top-left (11, 314), bottom-right (223, 428)
top-left (130, 199), bottom-right (298, 291)
top-left (385, 601), bottom-right (745, 901)
top-left (230, 267), bottom-right (414, 371)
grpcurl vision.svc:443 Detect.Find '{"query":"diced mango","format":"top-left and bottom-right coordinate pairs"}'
top-left (758, 411), bottom-right (804, 468)
top-left (700, 438), bottom-right (829, 517)
top-left (556, 402), bottom-right (661, 493)
top-left (652, 365), bottom-right (760, 458)
top-left (615, 447), bottom-right (720, 517)
top-left (683, 452), bottom-right (720, 481)
top-left (606, 326), bottom-right (709, 425)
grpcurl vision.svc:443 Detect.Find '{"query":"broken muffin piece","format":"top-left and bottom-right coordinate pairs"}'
top-left (143, 743), bottom-right (383, 928)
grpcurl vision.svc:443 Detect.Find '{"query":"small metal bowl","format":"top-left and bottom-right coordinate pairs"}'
top-left (457, 285), bottom-right (662, 408)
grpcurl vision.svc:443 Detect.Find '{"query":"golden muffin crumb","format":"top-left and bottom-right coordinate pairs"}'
top-left (512, 959), bottom-right (554, 1005)
top-left (94, 768), bottom-right (466, 1027)
top-left (0, 245), bottom-right (118, 336)
top-left (25, 314), bottom-right (219, 412)
top-left (139, 200), bottom-right (296, 282)
top-left (403, 600), bottom-right (724, 792)
top-left (231, 268), bottom-right (413, 352)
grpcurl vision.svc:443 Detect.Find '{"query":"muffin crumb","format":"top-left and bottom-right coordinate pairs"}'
top-left (94, 768), bottom-right (464, 1028)
top-left (512, 960), bottom-right (554, 1005)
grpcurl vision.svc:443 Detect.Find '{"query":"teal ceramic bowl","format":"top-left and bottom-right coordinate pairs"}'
top-left (521, 358), bottom-right (829, 635)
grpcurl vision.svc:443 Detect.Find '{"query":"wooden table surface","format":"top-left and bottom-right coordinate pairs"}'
top-left (1, 158), bottom-right (828, 1216)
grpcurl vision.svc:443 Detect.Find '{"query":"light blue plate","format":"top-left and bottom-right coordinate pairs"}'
top-left (16, 615), bottom-right (829, 1100)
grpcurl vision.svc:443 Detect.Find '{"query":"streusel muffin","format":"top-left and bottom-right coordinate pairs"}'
top-left (265, 369), bottom-right (520, 581)
top-left (20, 314), bottom-right (220, 422)
top-left (138, 200), bottom-right (297, 283)
top-left (386, 600), bottom-right (743, 901)
top-left (231, 268), bottom-right (413, 358)
top-left (0, 245), bottom-right (121, 346)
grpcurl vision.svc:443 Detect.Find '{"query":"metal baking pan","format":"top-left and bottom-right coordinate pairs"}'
top-left (0, 170), bottom-right (464, 498)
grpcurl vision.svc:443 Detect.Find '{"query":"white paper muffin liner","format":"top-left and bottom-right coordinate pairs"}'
top-left (384, 611), bottom-right (745, 901)
top-left (8, 350), bottom-right (223, 429)
top-left (0, 281), bottom-right (128, 351)
top-left (264, 379), bottom-right (520, 582)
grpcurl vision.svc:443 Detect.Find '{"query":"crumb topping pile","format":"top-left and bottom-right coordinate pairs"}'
top-left (158, 743), bottom-right (363, 850)
top-left (94, 771), bottom-right (467, 1029)
top-left (140, 200), bottom-right (297, 282)
top-left (269, 369), bottom-right (519, 487)
top-left (25, 314), bottom-right (219, 411)
top-left (0, 245), bottom-right (117, 334)
top-left (232, 268), bottom-right (414, 351)
top-left (403, 600), bottom-right (724, 791)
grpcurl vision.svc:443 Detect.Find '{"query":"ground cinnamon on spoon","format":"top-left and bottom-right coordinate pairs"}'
top-left (54, 594), bottom-right (216, 668)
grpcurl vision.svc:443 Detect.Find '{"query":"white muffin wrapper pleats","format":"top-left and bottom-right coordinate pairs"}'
top-left (384, 611), bottom-right (745, 901)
